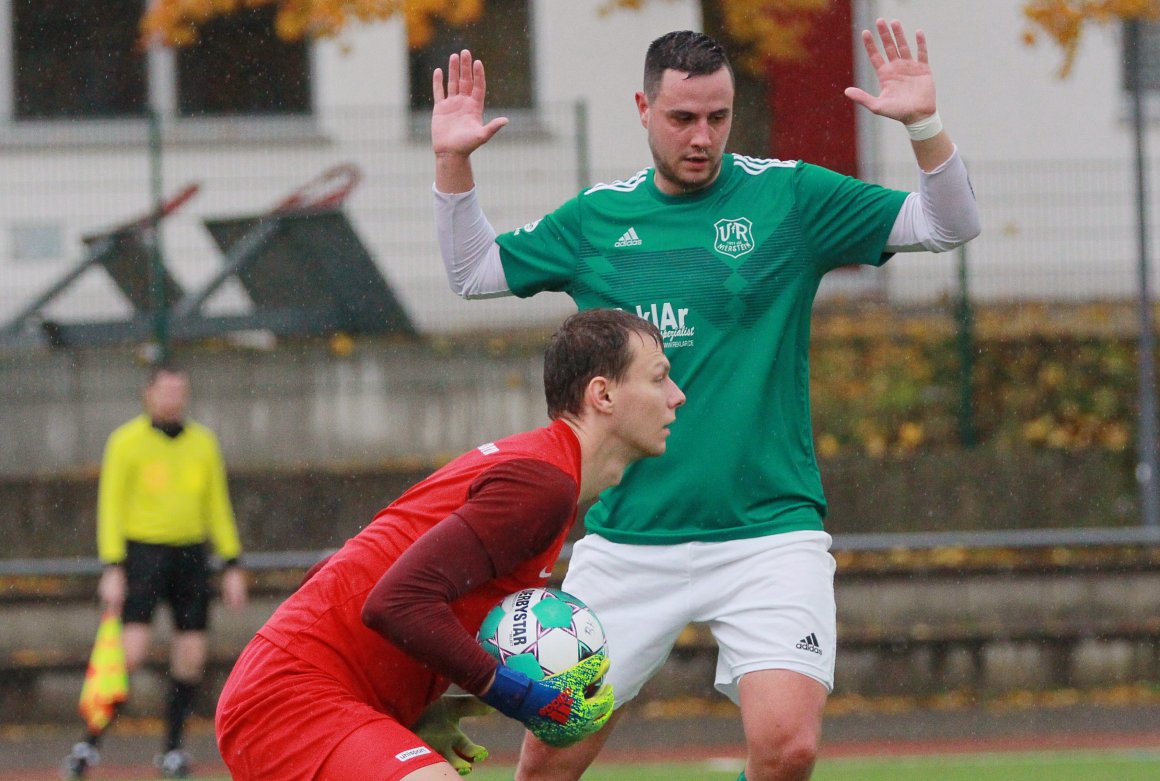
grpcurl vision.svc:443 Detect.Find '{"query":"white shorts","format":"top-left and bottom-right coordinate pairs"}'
top-left (561, 531), bottom-right (836, 706)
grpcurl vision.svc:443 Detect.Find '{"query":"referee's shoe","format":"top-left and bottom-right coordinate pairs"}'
top-left (155, 749), bottom-right (191, 779)
top-left (61, 741), bottom-right (100, 780)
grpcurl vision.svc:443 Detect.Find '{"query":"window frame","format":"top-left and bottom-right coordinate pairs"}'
top-left (406, 0), bottom-right (541, 138)
top-left (0, 0), bottom-right (320, 148)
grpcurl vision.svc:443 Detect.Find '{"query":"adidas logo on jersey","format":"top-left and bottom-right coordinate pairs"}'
top-left (477, 442), bottom-right (500, 455)
top-left (796, 633), bottom-right (823, 655)
top-left (614, 227), bottom-right (643, 247)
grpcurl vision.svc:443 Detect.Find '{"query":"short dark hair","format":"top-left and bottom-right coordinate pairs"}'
top-left (145, 364), bottom-right (187, 387)
top-left (544, 309), bottom-right (663, 420)
top-left (644, 30), bottom-right (733, 99)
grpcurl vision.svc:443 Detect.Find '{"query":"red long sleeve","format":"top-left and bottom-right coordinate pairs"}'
top-left (361, 459), bottom-right (577, 694)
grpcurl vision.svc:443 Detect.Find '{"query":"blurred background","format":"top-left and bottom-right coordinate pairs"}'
top-left (1, 0), bottom-right (1159, 741)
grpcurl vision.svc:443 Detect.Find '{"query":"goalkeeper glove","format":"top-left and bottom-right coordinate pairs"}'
top-left (479, 654), bottom-right (614, 748)
top-left (411, 695), bottom-right (492, 776)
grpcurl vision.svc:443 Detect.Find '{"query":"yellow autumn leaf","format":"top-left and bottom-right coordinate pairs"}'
top-left (863, 433), bottom-right (888, 459)
top-left (816, 432), bottom-right (841, 459)
top-left (1100, 422), bottom-right (1131, 450)
top-left (141, 0), bottom-right (482, 46)
top-left (1023, 0), bottom-right (1160, 78)
top-left (896, 421), bottom-right (924, 452)
top-left (1022, 415), bottom-right (1054, 443)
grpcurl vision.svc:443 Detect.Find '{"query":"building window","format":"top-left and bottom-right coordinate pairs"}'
top-left (408, 0), bottom-right (534, 112)
top-left (13, 0), bottom-right (146, 119)
top-left (176, 5), bottom-right (311, 117)
top-left (9, 1), bottom-right (311, 122)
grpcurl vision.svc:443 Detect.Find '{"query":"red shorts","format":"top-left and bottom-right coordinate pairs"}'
top-left (216, 637), bottom-right (446, 781)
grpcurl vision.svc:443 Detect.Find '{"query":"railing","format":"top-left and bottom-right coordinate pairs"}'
top-left (5, 521), bottom-right (1160, 582)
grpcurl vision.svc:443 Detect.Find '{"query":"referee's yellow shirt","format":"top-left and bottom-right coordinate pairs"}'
top-left (97, 415), bottom-right (241, 565)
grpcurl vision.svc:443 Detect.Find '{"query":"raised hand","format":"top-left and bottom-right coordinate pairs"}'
top-left (432, 49), bottom-right (509, 159)
top-left (844, 19), bottom-right (937, 126)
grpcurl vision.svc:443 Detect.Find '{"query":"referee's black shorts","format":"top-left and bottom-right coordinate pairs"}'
top-left (122, 541), bottom-right (212, 631)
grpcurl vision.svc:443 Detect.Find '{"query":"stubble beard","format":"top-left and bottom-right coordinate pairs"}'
top-left (650, 136), bottom-right (722, 195)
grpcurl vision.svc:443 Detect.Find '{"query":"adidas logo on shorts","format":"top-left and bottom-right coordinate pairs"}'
top-left (796, 632), bottom-right (823, 655)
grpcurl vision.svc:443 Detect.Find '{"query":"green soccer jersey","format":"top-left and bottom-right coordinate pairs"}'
top-left (497, 154), bottom-right (909, 544)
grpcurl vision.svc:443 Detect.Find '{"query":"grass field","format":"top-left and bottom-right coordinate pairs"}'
top-left (479, 750), bottom-right (1160, 781)
top-left (99, 748), bottom-right (1160, 781)
top-left (810, 750), bottom-right (1160, 781)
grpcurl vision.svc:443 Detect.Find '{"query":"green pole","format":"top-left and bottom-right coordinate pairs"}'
top-left (148, 109), bottom-right (170, 365)
top-left (955, 242), bottom-right (977, 447)
top-left (575, 99), bottom-right (591, 192)
top-left (1126, 19), bottom-right (1160, 528)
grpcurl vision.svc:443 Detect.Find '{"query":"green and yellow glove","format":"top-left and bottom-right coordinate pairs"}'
top-left (480, 654), bottom-right (614, 748)
top-left (412, 695), bottom-right (492, 775)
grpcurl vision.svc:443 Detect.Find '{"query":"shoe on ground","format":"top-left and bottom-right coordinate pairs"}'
top-left (61, 741), bottom-right (100, 780)
top-left (155, 749), bottom-right (191, 779)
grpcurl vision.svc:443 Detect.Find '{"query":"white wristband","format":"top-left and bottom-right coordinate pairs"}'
top-left (905, 111), bottom-right (943, 141)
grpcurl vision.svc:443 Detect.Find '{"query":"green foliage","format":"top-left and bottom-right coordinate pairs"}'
top-left (809, 308), bottom-right (1145, 459)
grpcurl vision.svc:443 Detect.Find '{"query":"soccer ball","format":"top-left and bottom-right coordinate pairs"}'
top-left (477, 587), bottom-right (606, 680)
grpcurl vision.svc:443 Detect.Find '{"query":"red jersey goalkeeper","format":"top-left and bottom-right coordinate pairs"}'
top-left (216, 308), bottom-right (684, 781)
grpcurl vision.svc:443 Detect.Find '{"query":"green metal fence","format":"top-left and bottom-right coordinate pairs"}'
top-left (4, 104), bottom-right (1160, 535)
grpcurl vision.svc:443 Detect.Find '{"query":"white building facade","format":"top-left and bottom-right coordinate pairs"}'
top-left (0, 0), bottom-right (1155, 338)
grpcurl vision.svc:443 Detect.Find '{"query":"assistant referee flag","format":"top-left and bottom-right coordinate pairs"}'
top-left (78, 612), bottom-right (129, 733)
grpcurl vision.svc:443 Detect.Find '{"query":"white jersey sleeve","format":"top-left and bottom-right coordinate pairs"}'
top-left (885, 146), bottom-right (981, 253)
top-left (432, 185), bottom-right (512, 299)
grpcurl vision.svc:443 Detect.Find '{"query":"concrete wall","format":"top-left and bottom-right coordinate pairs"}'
top-left (0, 336), bottom-right (1141, 557)
top-left (1, 337), bottom-right (551, 478)
top-left (4, 563), bottom-right (1157, 724)
top-left (2, 338), bottom-right (1155, 723)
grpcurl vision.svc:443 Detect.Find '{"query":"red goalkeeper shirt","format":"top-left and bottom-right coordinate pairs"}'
top-left (254, 419), bottom-right (582, 728)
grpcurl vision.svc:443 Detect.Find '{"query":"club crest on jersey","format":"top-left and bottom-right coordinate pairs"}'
top-left (713, 217), bottom-right (754, 259)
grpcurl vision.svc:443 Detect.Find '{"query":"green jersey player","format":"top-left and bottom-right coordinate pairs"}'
top-left (499, 157), bottom-right (907, 546)
top-left (431, 19), bottom-right (979, 781)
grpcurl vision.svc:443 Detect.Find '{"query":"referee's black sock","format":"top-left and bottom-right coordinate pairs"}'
top-left (164, 678), bottom-right (199, 752)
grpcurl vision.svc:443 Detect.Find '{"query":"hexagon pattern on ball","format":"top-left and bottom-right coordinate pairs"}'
top-left (477, 587), bottom-right (606, 680)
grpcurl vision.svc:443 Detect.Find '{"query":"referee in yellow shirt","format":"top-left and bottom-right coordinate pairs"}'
top-left (64, 366), bottom-right (248, 780)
